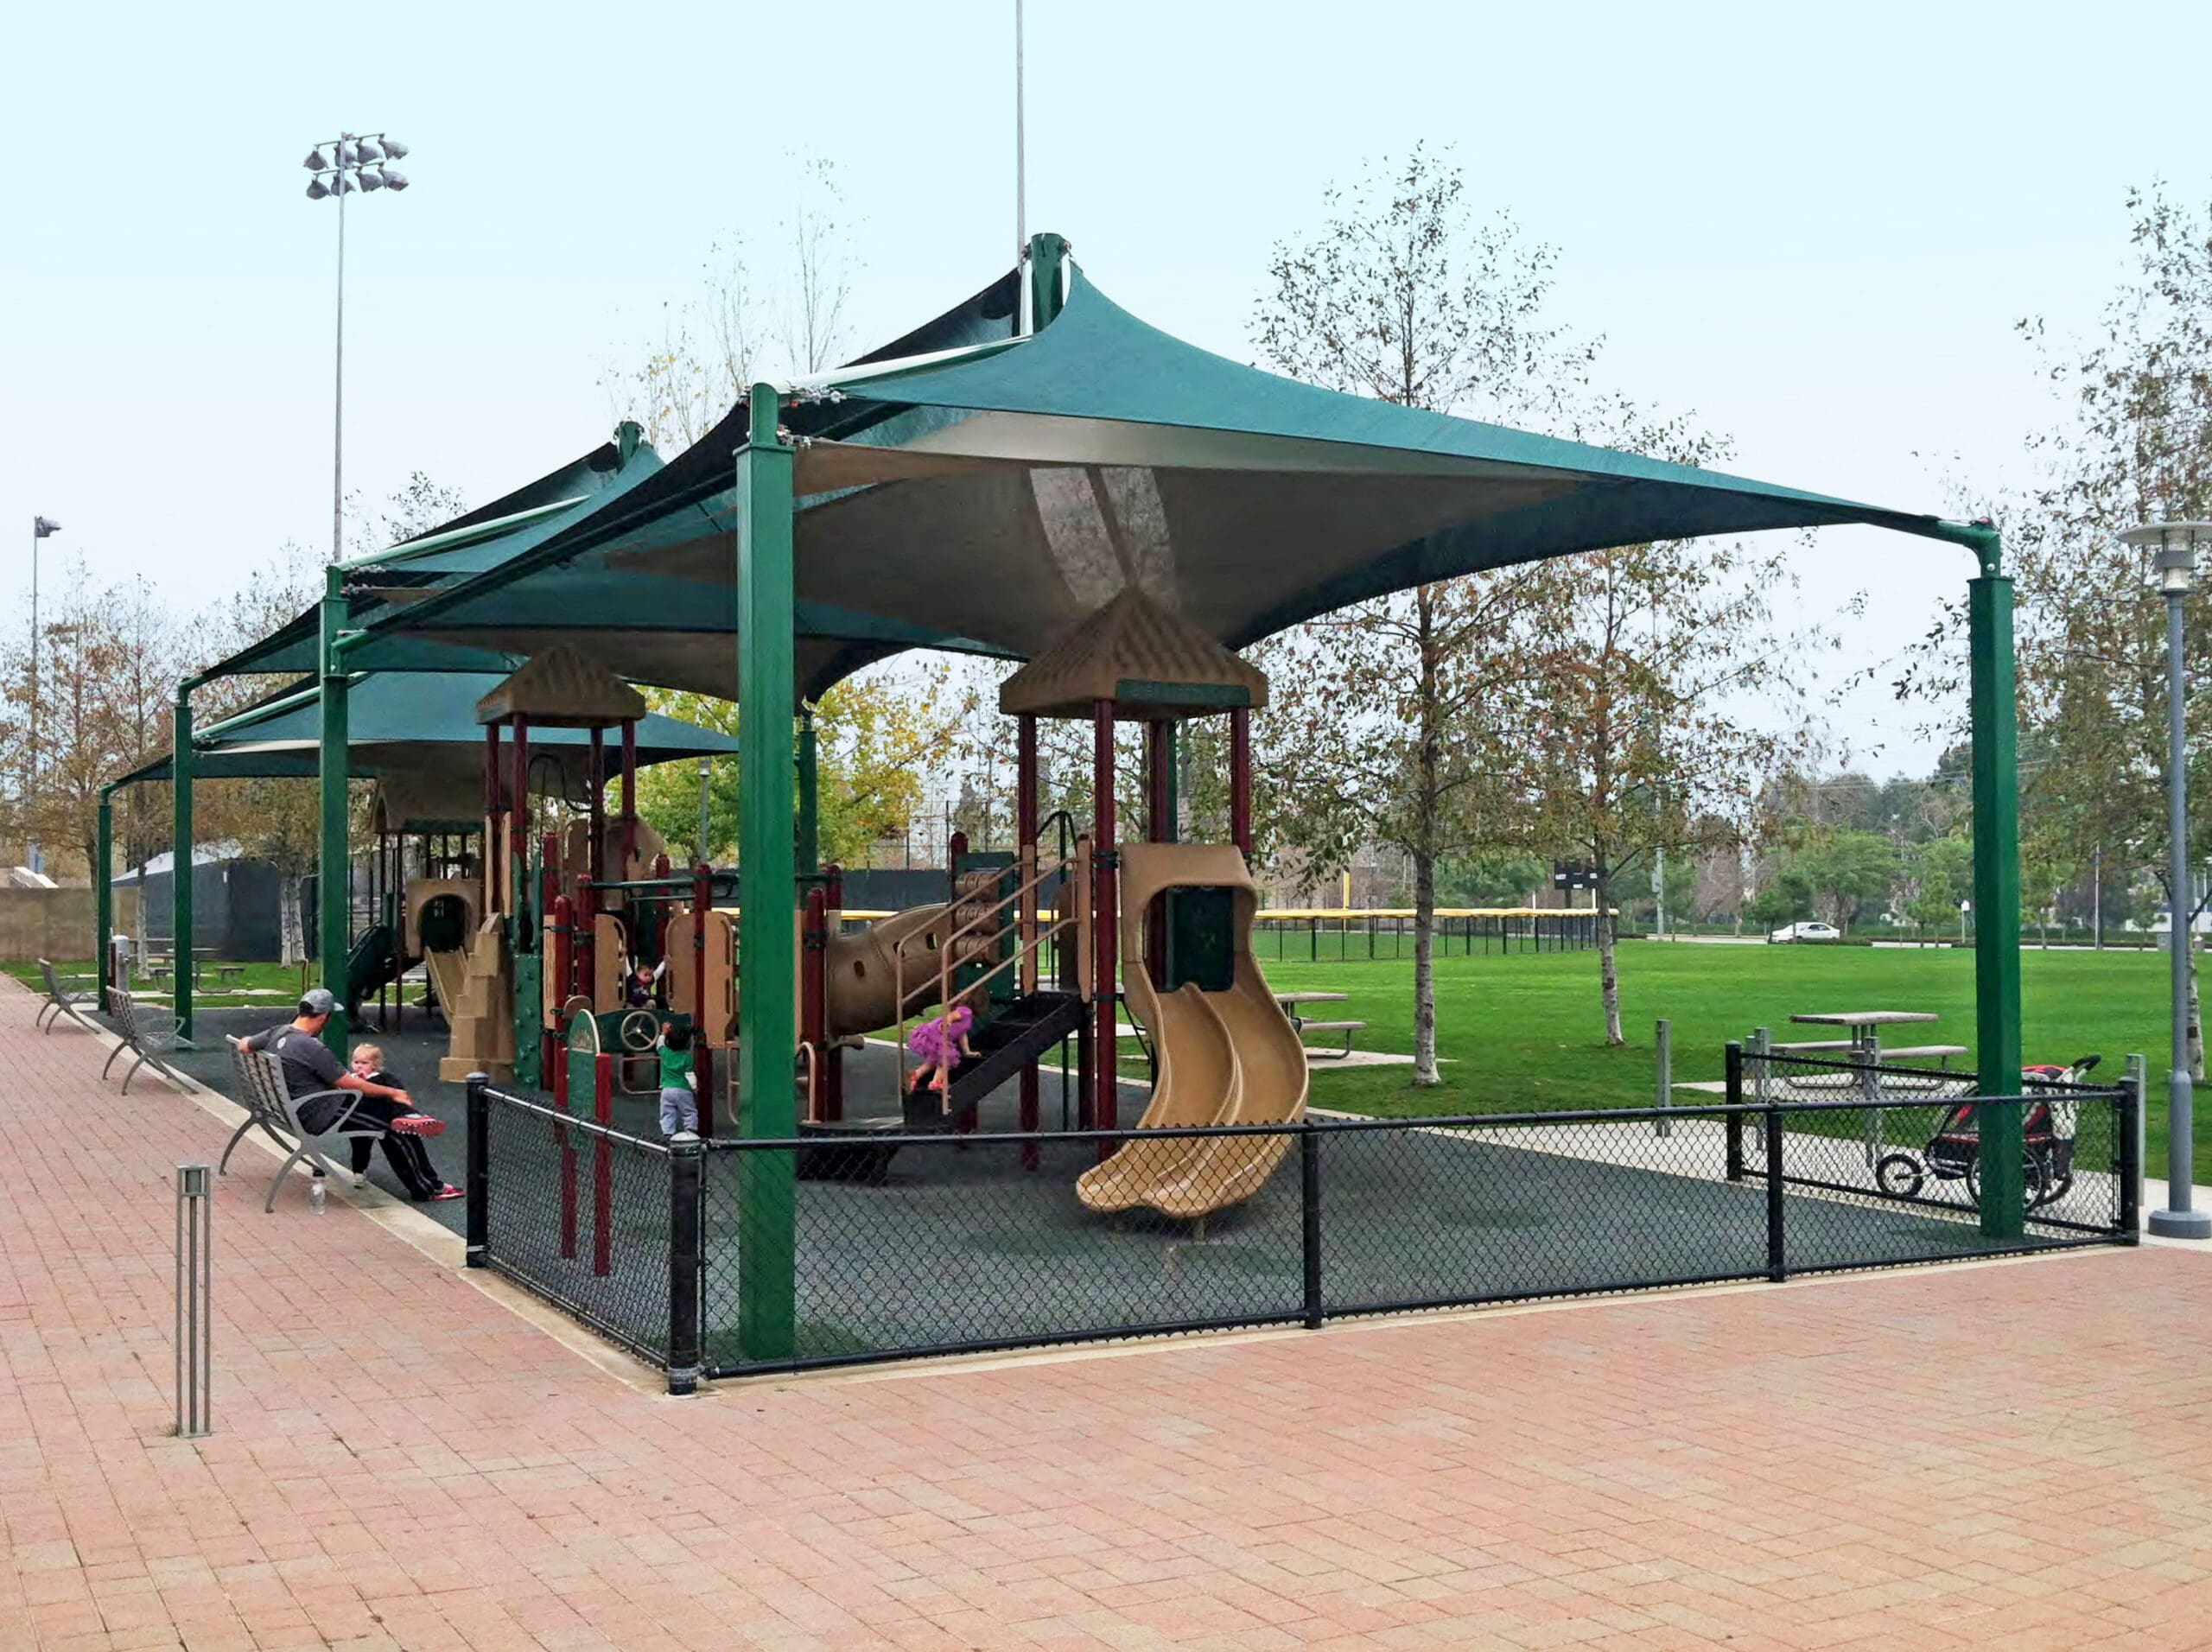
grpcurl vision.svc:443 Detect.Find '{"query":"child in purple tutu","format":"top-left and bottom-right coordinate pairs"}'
top-left (907, 1001), bottom-right (976, 1096)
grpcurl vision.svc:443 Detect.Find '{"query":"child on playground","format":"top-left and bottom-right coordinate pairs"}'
top-left (657, 1020), bottom-right (698, 1138)
top-left (906, 1000), bottom-right (977, 1096)
top-left (346, 1043), bottom-right (461, 1202)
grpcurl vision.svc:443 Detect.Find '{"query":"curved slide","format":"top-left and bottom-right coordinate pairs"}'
top-left (1077, 842), bottom-right (1308, 1220)
top-left (423, 947), bottom-right (467, 1024)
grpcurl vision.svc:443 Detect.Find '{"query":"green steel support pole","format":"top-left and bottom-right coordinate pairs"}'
top-left (1161, 721), bottom-right (1179, 842)
top-left (95, 786), bottom-right (113, 1010)
top-left (317, 567), bottom-right (352, 1057)
top-left (173, 688), bottom-right (194, 1038)
top-left (796, 708), bottom-right (818, 878)
top-left (1967, 533), bottom-right (2024, 1238)
top-left (735, 384), bottom-right (798, 1363)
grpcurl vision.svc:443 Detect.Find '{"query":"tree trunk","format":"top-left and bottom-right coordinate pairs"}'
top-left (1412, 848), bottom-right (1439, 1085)
top-left (1595, 865), bottom-right (1624, 1046)
top-left (2190, 938), bottom-right (2204, 1083)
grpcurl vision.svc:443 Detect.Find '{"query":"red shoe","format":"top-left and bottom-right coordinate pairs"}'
top-left (427, 1184), bottom-right (464, 1202)
top-left (391, 1115), bottom-right (446, 1138)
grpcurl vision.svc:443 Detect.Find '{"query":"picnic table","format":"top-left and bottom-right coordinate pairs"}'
top-left (1780, 1011), bottom-right (1965, 1166)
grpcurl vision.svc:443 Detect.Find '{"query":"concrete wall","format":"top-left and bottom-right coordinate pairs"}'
top-left (0, 888), bottom-right (96, 963)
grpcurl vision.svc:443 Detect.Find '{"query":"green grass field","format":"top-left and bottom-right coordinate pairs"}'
top-left (4, 959), bottom-right (313, 1006)
top-left (1268, 939), bottom-right (2208, 1179)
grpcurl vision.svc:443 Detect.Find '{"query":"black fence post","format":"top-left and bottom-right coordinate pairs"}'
top-left (465, 1072), bottom-right (489, 1269)
top-left (1724, 1042), bottom-right (1745, 1182)
top-left (668, 1137), bottom-right (703, 1395)
top-left (1300, 1121), bottom-right (1324, 1330)
top-left (2119, 1075), bottom-right (2143, 1243)
top-left (1764, 1102), bottom-right (1786, 1281)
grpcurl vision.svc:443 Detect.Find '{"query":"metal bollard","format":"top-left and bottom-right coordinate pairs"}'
top-left (1654, 1019), bottom-right (1673, 1137)
top-left (2126, 1053), bottom-right (2148, 1228)
top-left (174, 1163), bottom-right (212, 1438)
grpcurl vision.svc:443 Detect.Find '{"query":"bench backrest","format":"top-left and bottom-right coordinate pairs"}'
top-left (109, 988), bottom-right (140, 1039)
top-left (231, 1043), bottom-right (301, 1134)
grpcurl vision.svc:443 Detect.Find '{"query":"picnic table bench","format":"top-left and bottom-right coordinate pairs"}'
top-left (1275, 991), bottom-right (1366, 1060)
top-left (215, 963), bottom-right (248, 988)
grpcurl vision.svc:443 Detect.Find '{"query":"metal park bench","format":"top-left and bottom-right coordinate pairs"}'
top-left (100, 989), bottom-right (197, 1093)
top-left (222, 1041), bottom-right (386, 1213)
top-left (35, 958), bottom-right (99, 1034)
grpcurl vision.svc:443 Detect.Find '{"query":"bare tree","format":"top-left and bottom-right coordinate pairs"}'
top-left (1250, 144), bottom-right (1592, 1085)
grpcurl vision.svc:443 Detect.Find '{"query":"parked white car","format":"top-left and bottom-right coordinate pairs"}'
top-left (1769, 921), bottom-right (1840, 943)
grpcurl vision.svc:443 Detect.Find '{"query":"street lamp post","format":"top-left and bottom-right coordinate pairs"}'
top-left (2125, 520), bottom-right (2211, 1240)
top-left (302, 133), bottom-right (410, 562)
top-left (25, 516), bottom-right (59, 873)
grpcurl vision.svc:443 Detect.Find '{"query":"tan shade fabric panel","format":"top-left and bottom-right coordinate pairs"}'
top-left (998, 585), bottom-right (1269, 720)
top-left (475, 643), bottom-right (645, 728)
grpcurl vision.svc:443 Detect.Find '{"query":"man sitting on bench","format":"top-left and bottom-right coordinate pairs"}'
top-left (232, 989), bottom-right (444, 1186)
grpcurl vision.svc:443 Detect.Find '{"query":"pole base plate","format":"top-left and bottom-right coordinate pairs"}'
top-left (2148, 1207), bottom-right (2212, 1239)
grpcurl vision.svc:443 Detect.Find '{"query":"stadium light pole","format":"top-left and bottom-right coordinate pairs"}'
top-left (302, 132), bottom-right (410, 563)
top-left (2126, 520), bottom-right (2212, 1239)
top-left (302, 130), bottom-right (409, 1053)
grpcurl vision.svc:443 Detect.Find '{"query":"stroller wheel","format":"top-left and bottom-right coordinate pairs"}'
top-left (1967, 1157), bottom-right (2048, 1215)
top-left (1875, 1153), bottom-right (1923, 1199)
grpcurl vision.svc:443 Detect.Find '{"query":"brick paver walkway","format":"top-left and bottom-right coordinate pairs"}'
top-left (4, 976), bottom-right (2211, 1650)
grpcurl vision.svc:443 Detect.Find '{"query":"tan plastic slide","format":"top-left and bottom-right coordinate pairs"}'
top-left (1077, 842), bottom-right (1309, 1220)
top-left (423, 948), bottom-right (467, 1021)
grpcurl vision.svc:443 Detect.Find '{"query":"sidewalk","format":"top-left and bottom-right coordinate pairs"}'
top-left (5, 974), bottom-right (2212, 1649)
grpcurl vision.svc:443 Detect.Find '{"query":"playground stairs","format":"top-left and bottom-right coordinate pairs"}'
top-left (903, 988), bottom-right (1086, 1130)
top-left (437, 924), bottom-right (516, 1084)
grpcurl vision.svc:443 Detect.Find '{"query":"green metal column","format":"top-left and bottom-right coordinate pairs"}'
top-left (95, 786), bottom-right (113, 1010)
top-left (317, 567), bottom-right (352, 1057)
top-left (735, 383), bottom-right (798, 1363)
top-left (796, 707), bottom-right (818, 878)
top-left (1967, 529), bottom-right (2024, 1238)
top-left (172, 687), bottom-right (194, 1038)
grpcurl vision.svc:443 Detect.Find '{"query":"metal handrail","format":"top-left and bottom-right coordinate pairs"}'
top-left (891, 848), bottom-right (1079, 1099)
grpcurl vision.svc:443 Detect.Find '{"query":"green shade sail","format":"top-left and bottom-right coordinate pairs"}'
top-left (328, 246), bottom-right (1974, 704)
top-left (114, 670), bottom-right (737, 787)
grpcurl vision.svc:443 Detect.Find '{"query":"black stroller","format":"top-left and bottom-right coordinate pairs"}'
top-left (1873, 1055), bottom-right (2096, 1209)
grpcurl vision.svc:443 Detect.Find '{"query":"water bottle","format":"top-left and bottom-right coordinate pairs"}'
top-left (309, 1175), bottom-right (327, 1215)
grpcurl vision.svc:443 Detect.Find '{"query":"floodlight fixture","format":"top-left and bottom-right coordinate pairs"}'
top-left (306, 175), bottom-right (331, 200)
top-left (380, 168), bottom-right (407, 191)
top-left (304, 148), bottom-right (327, 170)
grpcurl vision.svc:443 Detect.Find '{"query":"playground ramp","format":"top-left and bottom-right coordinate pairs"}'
top-left (1077, 842), bottom-right (1308, 1220)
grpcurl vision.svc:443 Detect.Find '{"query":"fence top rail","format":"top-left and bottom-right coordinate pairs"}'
top-left (1748, 1049), bottom-right (2127, 1094)
top-left (701, 1086), bottom-right (2132, 1154)
top-left (480, 1084), bottom-right (672, 1153)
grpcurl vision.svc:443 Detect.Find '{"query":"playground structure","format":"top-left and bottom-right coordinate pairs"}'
top-left (114, 232), bottom-right (2052, 1375)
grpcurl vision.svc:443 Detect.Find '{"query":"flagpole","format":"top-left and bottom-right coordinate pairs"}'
top-left (1014, 0), bottom-right (1027, 332)
top-left (28, 516), bottom-right (59, 874)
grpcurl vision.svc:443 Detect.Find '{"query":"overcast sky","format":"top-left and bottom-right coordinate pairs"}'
top-left (6, 0), bottom-right (2209, 774)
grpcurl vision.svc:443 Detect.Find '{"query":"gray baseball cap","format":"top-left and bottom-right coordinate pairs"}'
top-left (300, 988), bottom-right (338, 1016)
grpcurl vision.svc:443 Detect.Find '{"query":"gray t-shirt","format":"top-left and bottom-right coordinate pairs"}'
top-left (245, 1024), bottom-right (346, 1101)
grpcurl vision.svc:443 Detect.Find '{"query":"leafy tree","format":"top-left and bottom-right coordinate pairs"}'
top-left (1796, 828), bottom-right (1898, 934)
top-left (1904, 836), bottom-right (1974, 938)
top-left (635, 664), bottom-right (973, 868)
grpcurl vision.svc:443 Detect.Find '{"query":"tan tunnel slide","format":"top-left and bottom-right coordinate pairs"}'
top-left (1077, 842), bottom-right (1308, 1220)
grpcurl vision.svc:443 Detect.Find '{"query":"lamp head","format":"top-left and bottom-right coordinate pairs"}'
top-left (2121, 521), bottom-right (2212, 595)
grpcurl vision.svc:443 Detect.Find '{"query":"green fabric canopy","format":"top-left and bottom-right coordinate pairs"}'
top-left (331, 247), bottom-right (1974, 701)
top-left (116, 670), bottom-right (738, 786)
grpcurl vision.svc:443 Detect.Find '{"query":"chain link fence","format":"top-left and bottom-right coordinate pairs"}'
top-left (467, 1055), bottom-right (2137, 1392)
